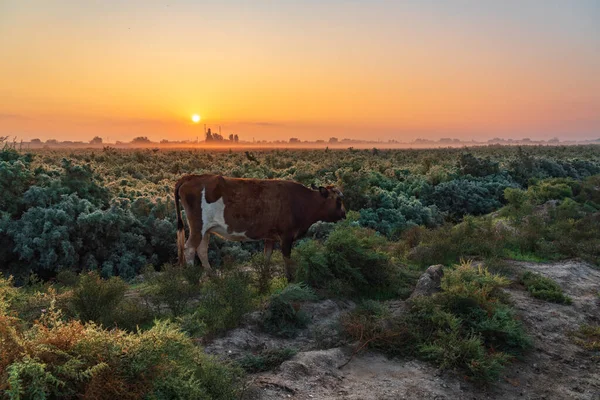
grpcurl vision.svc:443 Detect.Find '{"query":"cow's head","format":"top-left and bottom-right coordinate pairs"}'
top-left (313, 184), bottom-right (346, 222)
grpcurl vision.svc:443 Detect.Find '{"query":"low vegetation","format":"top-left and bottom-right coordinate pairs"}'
top-left (295, 218), bottom-right (420, 299)
top-left (181, 271), bottom-right (258, 339)
top-left (0, 275), bottom-right (244, 399)
top-left (571, 324), bottom-right (600, 352)
top-left (261, 284), bottom-right (317, 338)
top-left (342, 262), bottom-right (531, 382)
top-left (140, 263), bottom-right (201, 317)
top-left (2, 143), bottom-right (599, 281)
top-left (399, 176), bottom-right (600, 268)
top-left (1, 142), bottom-right (599, 393)
top-left (520, 271), bottom-right (572, 304)
top-left (239, 348), bottom-right (298, 373)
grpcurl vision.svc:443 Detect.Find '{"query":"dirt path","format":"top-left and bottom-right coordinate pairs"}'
top-left (207, 260), bottom-right (600, 400)
top-left (491, 261), bottom-right (600, 400)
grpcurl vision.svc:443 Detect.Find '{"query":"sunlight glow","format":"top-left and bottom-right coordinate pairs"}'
top-left (191, 114), bottom-right (201, 123)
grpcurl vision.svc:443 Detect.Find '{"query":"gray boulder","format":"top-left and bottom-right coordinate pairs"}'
top-left (409, 264), bottom-right (444, 299)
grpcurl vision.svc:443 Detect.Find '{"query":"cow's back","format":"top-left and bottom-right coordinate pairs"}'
top-left (220, 177), bottom-right (303, 239)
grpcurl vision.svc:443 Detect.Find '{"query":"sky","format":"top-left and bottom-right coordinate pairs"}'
top-left (1, 0), bottom-right (599, 143)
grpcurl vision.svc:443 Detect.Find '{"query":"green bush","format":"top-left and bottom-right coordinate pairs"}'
top-left (405, 176), bottom-right (600, 268)
top-left (0, 301), bottom-right (244, 399)
top-left (527, 179), bottom-right (574, 204)
top-left (417, 310), bottom-right (510, 382)
top-left (70, 272), bottom-right (128, 325)
top-left (191, 271), bottom-right (257, 338)
top-left (295, 223), bottom-right (411, 299)
top-left (239, 347), bottom-right (297, 373)
top-left (250, 253), bottom-right (275, 295)
top-left (294, 240), bottom-right (331, 288)
top-left (343, 262), bottom-right (531, 382)
top-left (3, 146), bottom-right (600, 277)
top-left (520, 271), bottom-right (572, 304)
top-left (404, 216), bottom-right (508, 267)
top-left (55, 269), bottom-right (79, 287)
top-left (69, 271), bottom-right (153, 330)
top-left (141, 264), bottom-right (201, 317)
top-left (262, 283), bottom-right (317, 338)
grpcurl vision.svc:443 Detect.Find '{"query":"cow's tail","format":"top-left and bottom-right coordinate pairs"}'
top-left (175, 180), bottom-right (186, 265)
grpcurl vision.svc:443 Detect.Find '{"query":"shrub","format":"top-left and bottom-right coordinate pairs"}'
top-left (404, 217), bottom-right (508, 267)
top-left (239, 347), bottom-right (297, 373)
top-left (1, 302), bottom-right (244, 399)
top-left (191, 271), bottom-right (257, 338)
top-left (503, 187), bottom-right (530, 219)
top-left (12, 286), bottom-right (73, 325)
top-left (571, 324), bottom-right (600, 351)
top-left (527, 179), bottom-right (574, 204)
top-left (422, 177), bottom-right (512, 219)
top-left (262, 283), bottom-right (317, 338)
top-left (458, 153), bottom-right (499, 177)
top-left (69, 272), bottom-right (129, 326)
top-left (405, 175), bottom-right (600, 268)
top-left (141, 264), bottom-right (201, 316)
top-left (294, 240), bottom-right (331, 288)
top-left (520, 271), bottom-right (572, 304)
top-left (55, 269), bottom-right (79, 287)
top-left (343, 261), bottom-right (530, 382)
top-left (250, 253), bottom-right (275, 295)
top-left (295, 224), bottom-right (405, 299)
top-left (0, 273), bottom-right (18, 313)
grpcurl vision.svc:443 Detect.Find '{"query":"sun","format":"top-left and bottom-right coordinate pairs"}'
top-left (191, 114), bottom-right (201, 123)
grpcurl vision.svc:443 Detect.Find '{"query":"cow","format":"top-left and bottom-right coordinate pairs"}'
top-left (174, 174), bottom-right (346, 281)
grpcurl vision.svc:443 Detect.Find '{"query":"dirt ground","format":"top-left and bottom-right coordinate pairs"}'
top-left (205, 260), bottom-right (600, 400)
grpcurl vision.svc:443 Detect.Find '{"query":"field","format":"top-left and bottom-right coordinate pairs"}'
top-left (1, 142), bottom-right (600, 399)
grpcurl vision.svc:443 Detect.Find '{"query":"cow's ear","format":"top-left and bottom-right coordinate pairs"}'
top-left (319, 186), bottom-right (328, 197)
top-left (311, 183), bottom-right (318, 190)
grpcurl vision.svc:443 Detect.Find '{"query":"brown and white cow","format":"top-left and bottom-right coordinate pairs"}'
top-left (174, 174), bottom-right (346, 280)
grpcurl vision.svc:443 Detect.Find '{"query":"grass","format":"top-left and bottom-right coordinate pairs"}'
top-left (571, 324), bottom-right (600, 351)
top-left (503, 249), bottom-right (549, 263)
top-left (520, 271), bottom-right (572, 304)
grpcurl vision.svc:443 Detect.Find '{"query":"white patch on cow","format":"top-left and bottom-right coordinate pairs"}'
top-left (201, 187), bottom-right (250, 241)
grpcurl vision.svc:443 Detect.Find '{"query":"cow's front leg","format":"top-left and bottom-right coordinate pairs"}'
top-left (281, 237), bottom-right (295, 282)
top-left (197, 233), bottom-right (214, 278)
top-left (264, 239), bottom-right (275, 264)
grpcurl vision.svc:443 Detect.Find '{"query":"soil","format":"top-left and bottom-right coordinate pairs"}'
top-left (205, 260), bottom-right (600, 400)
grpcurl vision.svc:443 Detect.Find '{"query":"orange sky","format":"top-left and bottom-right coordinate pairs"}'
top-left (1, 1), bottom-right (599, 142)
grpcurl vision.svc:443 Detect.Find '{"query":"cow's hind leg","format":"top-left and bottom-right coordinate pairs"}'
top-left (197, 233), bottom-right (214, 278)
top-left (281, 237), bottom-right (296, 282)
top-left (184, 234), bottom-right (202, 266)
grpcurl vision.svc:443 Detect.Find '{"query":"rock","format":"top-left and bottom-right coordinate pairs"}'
top-left (409, 264), bottom-right (444, 299)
